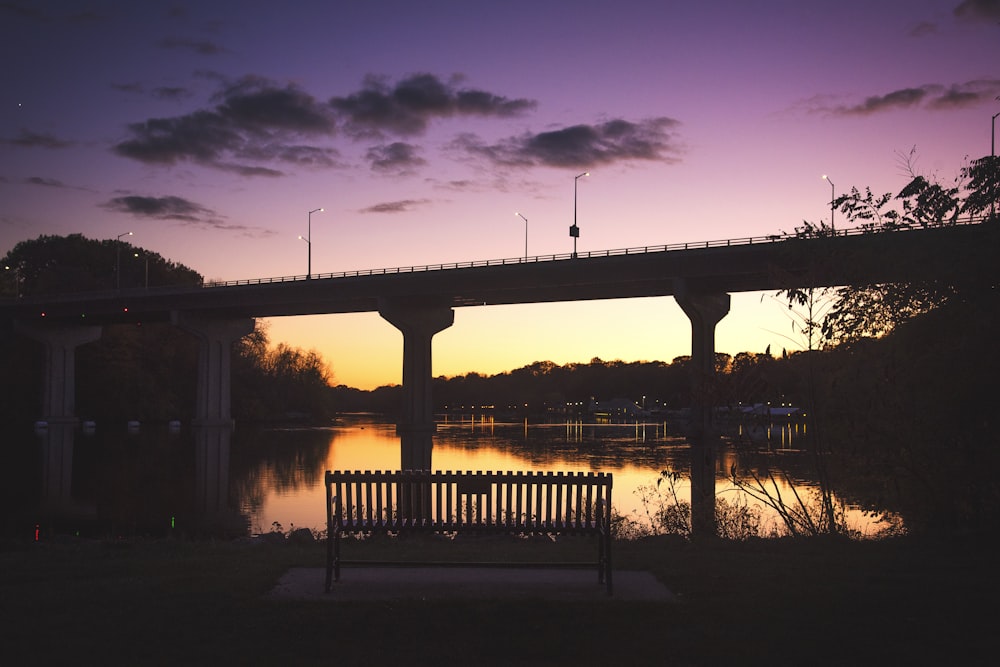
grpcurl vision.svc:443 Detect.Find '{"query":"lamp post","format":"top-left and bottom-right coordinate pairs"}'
top-left (298, 207), bottom-right (323, 279)
top-left (992, 110), bottom-right (999, 158)
top-left (570, 171), bottom-right (589, 257)
top-left (116, 231), bottom-right (133, 289)
top-left (515, 212), bottom-right (528, 259)
top-left (822, 175), bottom-right (835, 233)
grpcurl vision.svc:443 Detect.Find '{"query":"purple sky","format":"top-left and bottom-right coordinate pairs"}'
top-left (2, 0), bottom-right (999, 389)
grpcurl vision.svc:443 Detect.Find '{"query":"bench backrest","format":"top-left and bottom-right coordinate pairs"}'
top-left (325, 470), bottom-right (612, 532)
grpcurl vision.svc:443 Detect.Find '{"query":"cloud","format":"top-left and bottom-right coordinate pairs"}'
top-left (840, 87), bottom-right (929, 115)
top-left (3, 129), bottom-right (75, 149)
top-left (113, 76), bottom-right (339, 175)
top-left (113, 72), bottom-right (535, 176)
top-left (330, 73), bottom-right (536, 137)
top-left (112, 82), bottom-right (194, 101)
top-left (953, 0), bottom-right (1000, 23)
top-left (366, 142), bottom-right (427, 174)
top-left (451, 117), bottom-right (683, 169)
top-left (0, 2), bottom-right (102, 23)
top-left (158, 37), bottom-right (227, 56)
top-left (112, 82), bottom-right (145, 94)
top-left (101, 193), bottom-right (275, 236)
top-left (103, 194), bottom-right (218, 221)
top-left (820, 79), bottom-right (1000, 115)
top-left (908, 21), bottom-right (938, 37)
top-left (215, 77), bottom-right (335, 134)
top-left (24, 176), bottom-right (66, 187)
top-left (359, 199), bottom-right (432, 214)
top-left (153, 86), bottom-right (194, 101)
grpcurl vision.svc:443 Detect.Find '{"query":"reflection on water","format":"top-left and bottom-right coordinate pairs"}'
top-left (5, 413), bottom-right (894, 541)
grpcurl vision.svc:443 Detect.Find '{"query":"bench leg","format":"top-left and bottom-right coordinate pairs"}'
top-left (599, 532), bottom-right (613, 595)
top-left (334, 530), bottom-right (341, 582)
top-left (325, 530), bottom-right (333, 593)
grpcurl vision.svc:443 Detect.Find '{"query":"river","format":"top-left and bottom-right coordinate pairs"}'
top-left (4, 413), bottom-right (895, 541)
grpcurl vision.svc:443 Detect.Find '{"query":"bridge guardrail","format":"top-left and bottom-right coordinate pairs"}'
top-left (201, 217), bottom-right (985, 289)
top-left (2, 217), bottom-right (987, 301)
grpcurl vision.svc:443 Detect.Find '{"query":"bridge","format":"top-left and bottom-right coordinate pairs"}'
top-left (1, 221), bottom-right (989, 467)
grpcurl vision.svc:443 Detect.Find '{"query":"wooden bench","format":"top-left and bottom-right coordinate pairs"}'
top-left (325, 469), bottom-right (613, 594)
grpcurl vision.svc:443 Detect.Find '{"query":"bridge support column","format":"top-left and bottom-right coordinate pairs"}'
top-left (192, 424), bottom-right (242, 536)
top-left (172, 313), bottom-right (254, 428)
top-left (16, 322), bottom-right (102, 424)
top-left (378, 297), bottom-right (454, 470)
top-left (674, 281), bottom-right (730, 539)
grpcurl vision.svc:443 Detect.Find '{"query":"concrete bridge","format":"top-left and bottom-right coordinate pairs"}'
top-left (1, 222), bottom-right (988, 456)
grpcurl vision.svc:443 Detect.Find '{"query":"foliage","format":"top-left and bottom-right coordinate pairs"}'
top-left (626, 469), bottom-right (767, 540)
top-left (787, 152), bottom-right (999, 344)
top-left (233, 321), bottom-right (338, 422)
top-left (0, 235), bottom-right (339, 423)
top-left (2, 233), bottom-right (202, 296)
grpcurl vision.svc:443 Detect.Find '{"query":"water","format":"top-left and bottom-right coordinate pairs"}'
top-left (4, 413), bottom-right (892, 540)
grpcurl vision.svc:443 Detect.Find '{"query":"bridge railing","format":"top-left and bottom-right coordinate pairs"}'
top-left (2, 217), bottom-right (987, 301)
top-left (201, 216), bottom-right (986, 289)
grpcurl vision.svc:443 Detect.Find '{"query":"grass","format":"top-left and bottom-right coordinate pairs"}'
top-left (1, 533), bottom-right (994, 666)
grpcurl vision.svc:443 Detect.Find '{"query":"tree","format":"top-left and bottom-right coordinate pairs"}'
top-left (793, 152), bottom-right (999, 344)
top-left (1, 233), bottom-right (202, 296)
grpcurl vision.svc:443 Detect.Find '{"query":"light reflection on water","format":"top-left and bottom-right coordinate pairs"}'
top-left (246, 414), bottom-right (890, 538)
top-left (12, 413), bottom-right (894, 540)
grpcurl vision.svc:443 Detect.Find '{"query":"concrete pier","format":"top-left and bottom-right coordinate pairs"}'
top-left (172, 313), bottom-right (254, 428)
top-left (378, 297), bottom-right (454, 470)
top-left (16, 323), bottom-right (102, 424)
top-left (674, 280), bottom-right (731, 538)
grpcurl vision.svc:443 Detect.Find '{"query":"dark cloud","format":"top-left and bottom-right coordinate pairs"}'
top-left (842, 87), bottom-right (928, 114)
top-left (24, 176), bottom-right (66, 187)
top-left (101, 193), bottom-right (273, 236)
top-left (331, 73), bottom-right (536, 137)
top-left (113, 77), bottom-right (339, 175)
top-left (158, 36), bottom-right (226, 55)
top-left (0, 3), bottom-right (102, 23)
top-left (114, 73), bottom-right (536, 176)
top-left (112, 82), bottom-right (194, 101)
top-left (3, 129), bottom-right (75, 149)
top-left (826, 80), bottom-right (1000, 115)
top-left (908, 21), bottom-right (938, 37)
top-left (153, 86), bottom-right (194, 101)
top-left (360, 199), bottom-right (432, 214)
top-left (103, 195), bottom-right (218, 222)
top-left (452, 117), bottom-right (683, 169)
top-left (216, 77), bottom-right (335, 134)
top-left (953, 0), bottom-right (1000, 22)
top-left (112, 82), bottom-right (145, 94)
top-left (366, 142), bottom-right (426, 173)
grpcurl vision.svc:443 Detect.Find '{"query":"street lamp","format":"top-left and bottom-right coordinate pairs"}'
top-left (116, 231), bottom-right (133, 289)
top-left (822, 175), bottom-right (835, 233)
top-left (571, 171), bottom-right (589, 257)
top-left (298, 207), bottom-right (323, 279)
top-left (515, 212), bottom-right (528, 259)
top-left (991, 109), bottom-right (999, 219)
top-left (992, 110), bottom-right (999, 158)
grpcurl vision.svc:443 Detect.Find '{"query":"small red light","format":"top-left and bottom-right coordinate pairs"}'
top-left (123, 307), bottom-right (128, 312)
